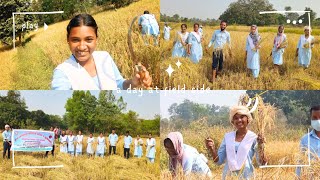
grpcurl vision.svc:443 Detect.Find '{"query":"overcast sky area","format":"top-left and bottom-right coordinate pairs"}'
top-left (0, 91), bottom-right (160, 119)
top-left (160, 90), bottom-right (246, 119)
top-left (161, 0), bottom-right (320, 19)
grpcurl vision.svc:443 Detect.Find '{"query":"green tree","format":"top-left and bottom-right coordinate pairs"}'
top-left (219, 0), bottom-right (278, 25)
top-left (298, 7), bottom-right (317, 26)
top-left (0, 0), bottom-right (35, 45)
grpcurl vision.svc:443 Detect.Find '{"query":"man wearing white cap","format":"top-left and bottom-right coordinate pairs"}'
top-left (2, 124), bottom-right (12, 159)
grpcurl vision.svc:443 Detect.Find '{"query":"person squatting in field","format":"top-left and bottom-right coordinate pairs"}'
top-left (164, 132), bottom-right (212, 178)
top-left (138, 10), bottom-right (160, 45)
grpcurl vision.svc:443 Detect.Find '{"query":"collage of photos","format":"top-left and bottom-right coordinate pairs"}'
top-left (0, 0), bottom-right (320, 179)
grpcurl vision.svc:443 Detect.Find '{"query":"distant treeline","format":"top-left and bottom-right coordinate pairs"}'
top-left (0, 90), bottom-right (160, 136)
top-left (161, 0), bottom-right (320, 27)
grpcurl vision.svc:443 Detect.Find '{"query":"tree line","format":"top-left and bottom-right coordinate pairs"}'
top-left (161, 91), bottom-right (319, 130)
top-left (0, 0), bottom-right (138, 45)
top-left (161, 0), bottom-right (320, 27)
top-left (0, 90), bottom-right (160, 136)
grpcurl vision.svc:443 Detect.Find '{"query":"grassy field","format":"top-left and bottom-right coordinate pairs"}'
top-left (160, 120), bottom-right (319, 179)
top-left (160, 23), bottom-right (320, 90)
top-left (0, 135), bottom-right (160, 180)
top-left (0, 0), bottom-right (160, 89)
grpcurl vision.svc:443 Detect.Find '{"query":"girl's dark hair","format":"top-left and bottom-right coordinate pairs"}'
top-left (194, 23), bottom-right (199, 27)
top-left (181, 24), bottom-right (187, 29)
top-left (67, 14), bottom-right (98, 38)
top-left (144, 10), bottom-right (149, 14)
top-left (310, 105), bottom-right (320, 115)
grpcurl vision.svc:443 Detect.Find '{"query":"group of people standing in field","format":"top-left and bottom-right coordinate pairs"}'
top-left (164, 105), bottom-right (320, 179)
top-left (163, 21), bottom-right (315, 81)
top-left (53, 128), bottom-right (156, 163)
top-left (2, 126), bottom-right (157, 163)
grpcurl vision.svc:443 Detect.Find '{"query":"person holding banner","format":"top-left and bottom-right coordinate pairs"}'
top-left (134, 135), bottom-right (143, 158)
top-left (2, 124), bottom-right (12, 159)
top-left (45, 127), bottom-right (55, 157)
top-left (146, 133), bottom-right (156, 163)
top-left (60, 131), bottom-right (68, 153)
top-left (67, 131), bottom-right (76, 156)
top-left (108, 129), bottom-right (118, 155)
top-left (87, 133), bottom-right (95, 157)
top-left (76, 130), bottom-right (84, 156)
top-left (96, 133), bottom-right (106, 157)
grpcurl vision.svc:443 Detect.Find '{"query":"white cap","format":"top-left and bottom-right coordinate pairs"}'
top-left (5, 124), bottom-right (10, 128)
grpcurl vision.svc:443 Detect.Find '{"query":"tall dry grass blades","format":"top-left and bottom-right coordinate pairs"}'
top-left (239, 93), bottom-right (276, 166)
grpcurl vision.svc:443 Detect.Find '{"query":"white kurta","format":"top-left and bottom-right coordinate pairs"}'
top-left (76, 135), bottom-right (83, 153)
top-left (96, 137), bottom-right (105, 154)
top-left (134, 138), bottom-right (143, 157)
top-left (164, 26), bottom-right (171, 40)
top-left (67, 135), bottom-right (76, 152)
top-left (87, 137), bottom-right (95, 154)
top-left (297, 35), bottom-right (315, 67)
top-left (60, 135), bottom-right (68, 153)
top-left (146, 138), bottom-right (156, 159)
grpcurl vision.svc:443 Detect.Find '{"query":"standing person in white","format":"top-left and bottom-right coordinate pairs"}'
top-left (296, 26), bottom-right (315, 68)
top-left (163, 23), bottom-right (172, 41)
top-left (134, 135), bottom-right (143, 158)
top-left (86, 133), bottom-right (95, 157)
top-left (60, 130), bottom-right (68, 153)
top-left (96, 133), bottom-right (106, 157)
top-left (76, 130), bottom-right (83, 156)
top-left (123, 131), bottom-right (133, 159)
top-left (67, 131), bottom-right (76, 156)
top-left (109, 129), bottom-right (118, 155)
top-left (146, 133), bottom-right (156, 163)
top-left (2, 124), bottom-right (12, 159)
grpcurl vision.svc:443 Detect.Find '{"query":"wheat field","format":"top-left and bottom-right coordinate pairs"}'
top-left (0, 135), bottom-right (160, 180)
top-left (160, 23), bottom-right (320, 90)
top-left (160, 120), bottom-right (319, 179)
top-left (0, 0), bottom-right (160, 89)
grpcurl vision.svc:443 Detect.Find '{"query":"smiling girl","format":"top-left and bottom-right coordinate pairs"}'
top-left (205, 106), bottom-right (267, 180)
top-left (51, 14), bottom-right (152, 90)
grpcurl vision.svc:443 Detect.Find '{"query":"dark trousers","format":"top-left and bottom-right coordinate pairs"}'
top-left (45, 145), bottom-right (55, 157)
top-left (212, 50), bottom-right (224, 71)
top-left (124, 148), bottom-right (130, 159)
top-left (3, 141), bottom-right (11, 159)
top-left (109, 145), bottom-right (116, 155)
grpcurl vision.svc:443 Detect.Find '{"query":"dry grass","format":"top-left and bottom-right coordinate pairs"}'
top-left (160, 23), bottom-right (320, 90)
top-left (0, 136), bottom-right (160, 179)
top-left (160, 119), bottom-right (317, 179)
top-left (0, 0), bottom-right (160, 89)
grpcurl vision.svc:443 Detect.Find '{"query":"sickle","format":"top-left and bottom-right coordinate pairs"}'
top-left (127, 15), bottom-right (149, 88)
top-left (249, 97), bottom-right (259, 113)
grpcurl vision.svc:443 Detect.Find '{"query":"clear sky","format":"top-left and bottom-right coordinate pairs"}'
top-left (161, 0), bottom-right (319, 19)
top-left (160, 90), bottom-right (246, 119)
top-left (0, 91), bottom-right (160, 119)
